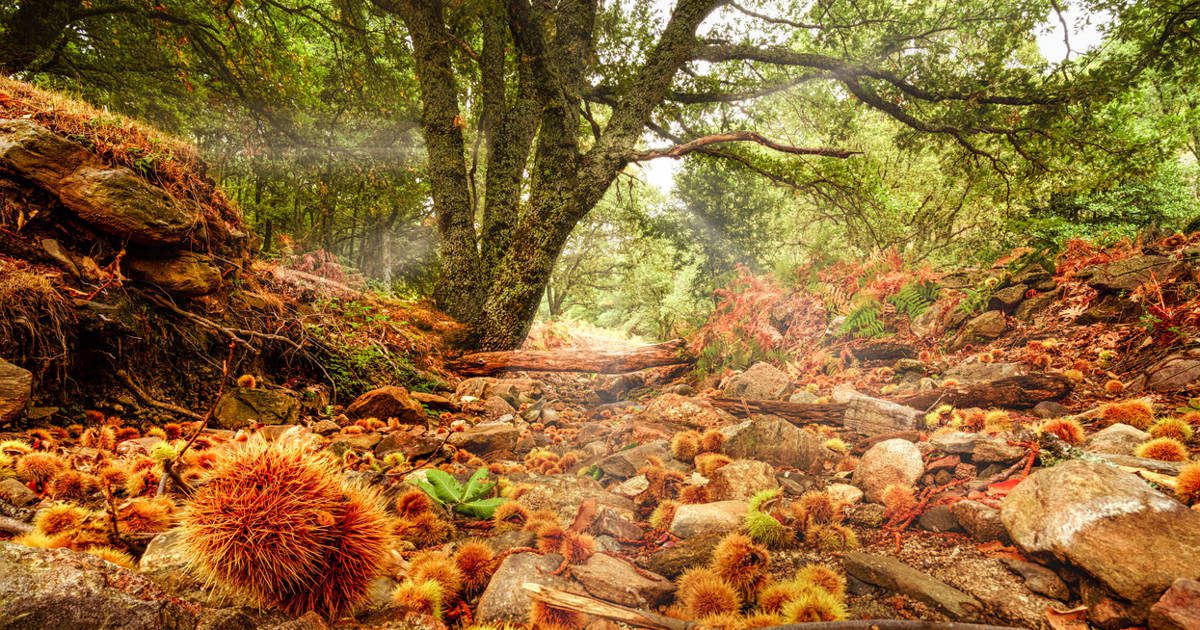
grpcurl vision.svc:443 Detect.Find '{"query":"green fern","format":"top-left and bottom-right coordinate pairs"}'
top-left (840, 303), bottom-right (886, 338)
top-left (888, 281), bottom-right (940, 320)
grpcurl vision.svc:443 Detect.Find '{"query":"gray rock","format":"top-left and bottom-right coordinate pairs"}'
top-left (721, 416), bottom-right (830, 470)
top-left (0, 119), bottom-right (90, 185)
top-left (0, 477), bottom-right (36, 507)
top-left (0, 542), bottom-right (199, 629)
top-left (1015, 292), bottom-right (1057, 321)
top-left (643, 531), bottom-right (723, 578)
top-left (843, 551), bottom-right (983, 620)
top-left (212, 387), bottom-right (300, 429)
top-left (723, 362), bottom-right (792, 400)
top-left (139, 528), bottom-right (218, 605)
top-left (951, 499), bottom-right (1008, 543)
top-left (598, 441), bottom-right (670, 478)
top-left (706, 459), bottom-right (778, 501)
top-left (344, 386), bottom-right (425, 424)
top-left (1001, 459), bottom-right (1200, 611)
top-left (1133, 347), bottom-right (1200, 393)
top-left (853, 438), bottom-right (924, 502)
top-left (448, 422), bottom-right (519, 457)
top-left (516, 474), bottom-right (635, 522)
top-left (476, 552), bottom-right (577, 625)
top-left (669, 501), bottom-right (747, 538)
top-left (571, 553), bottom-right (673, 607)
top-left (1149, 578), bottom-right (1200, 630)
top-left (0, 358), bottom-right (31, 424)
top-left (973, 438), bottom-right (1026, 463)
top-left (58, 166), bottom-right (199, 246)
top-left (918, 504), bottom-right (962, 533)
top-left (1001, 558), bottom-right (1071, 601)
top-left (126, 252), bottom-right (221, 297)
top-left (1083, 255), bottom-right (1184, 292)
top-left (835, 391), bottom-right (923, 437)
top-left (954, 310), bottom-right (1007, 347)
top-left (310, 420), bottom-right (340, 435)
top-left (988, 284), bottom-right (1028, 312)
top-left (589, 506), bottom-right (644, 540)
top-left (788, 389), bottom-right (818, 404)
top-left (1033, 401), bottom-right (1069, 419)
top-left (1085, 423), bottom-right (1150, 456)
top-left (929, 432), bottom-right (983, 455)
top-left (454, 377), bottom-right (543, 406)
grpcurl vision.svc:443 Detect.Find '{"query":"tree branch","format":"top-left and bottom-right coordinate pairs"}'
top-left (632, 131), bottom-right (860, 161)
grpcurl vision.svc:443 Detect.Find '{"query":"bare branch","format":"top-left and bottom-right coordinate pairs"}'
top-left (632, 130), bottom-right (860, 161)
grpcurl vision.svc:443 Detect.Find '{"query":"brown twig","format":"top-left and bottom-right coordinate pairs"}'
top-left (115, 370), bottom-right (204, 422)
top-left (159, 341), bottom-right (236, 498)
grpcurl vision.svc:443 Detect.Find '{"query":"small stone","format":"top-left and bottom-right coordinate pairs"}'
top-left (706, 459), bottom-right (778, 501)
top-left (212, 387), bottom-right (300, 430)
top-left (126, 252), bottom-right (221, 297)
top-left (951, 499), bottom-right (1008, 543)
top-left (954, 310), bottom-right (1007, 347)
top-left (643, 532), bottom-right (724, 578)
top-left (610, 475), bottom-right (650, 498)
top-left (825, 483), bottom-right (863, 505)
top-left (723, 362), bottom-right (793, 400)
top-left (918, 505), bottom-right (962, 533)
top-left (310, 420), bottom-right (340, 435)
top-left (571, 553), bottom-right (673, 607)
top-left (720, 416), bottom-right (830, 471)
top-left (0, 477), bottom-right (37, 507)
top-left (1085, 423), bottom-right (1150, 456)
top-left (1149, 578), bottom-right (1200, 630)
top-left (598, 441), bottom-right (670, 478)
top-left (853, 438), bottom-right (924, 502)
top-left (669, 501), bottom-right (747, 538)
top-left (589, 507), bottom-right (644, 540)
top-left (1000, 558), bottom-right (1071, 601)
top-left (344, 386), bottom-right (425, 424)
top-left (1033, 401), bottom-right (1069, 418)
top-left (972, 438), bottom-right (1026, 463)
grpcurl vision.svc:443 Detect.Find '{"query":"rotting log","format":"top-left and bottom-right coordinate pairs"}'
top-left (448, 339), bottom-right (691, 377)
top-left (707, 398), bottom-right (848, 425)
top-left (891, 373), bottom-right (1073, 410)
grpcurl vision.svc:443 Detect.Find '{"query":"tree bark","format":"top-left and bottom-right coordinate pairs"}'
top-left (891, 373), bottom-right (1074, 410)
top-left (448, 339), bottom-right (691, 376)
top-left (707, 398), bottom-right (849, 425)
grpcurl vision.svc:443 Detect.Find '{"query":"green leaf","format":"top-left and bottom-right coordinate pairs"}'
top-left (456, 496), bottom-right (507, 519)
top-left (413, 479), bottom-right (445, 506)
top-left (461, 467), bottom-right (492, 503)
top-left (423, 469), bottom-right (463, 503)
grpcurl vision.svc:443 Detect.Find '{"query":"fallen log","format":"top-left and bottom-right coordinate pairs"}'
top-left (707, 398), bottom-right (848, 425)
top-left (891, 373), bottom-right (1073, 411)
top-left (448, 339), bottom-right (691, 377)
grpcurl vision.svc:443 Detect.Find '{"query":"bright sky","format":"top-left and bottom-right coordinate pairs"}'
top-left (632, 2), bottom-right (1112, 195)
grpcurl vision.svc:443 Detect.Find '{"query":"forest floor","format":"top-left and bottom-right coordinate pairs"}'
top-left (2, 79), bottom-right (1200, 630)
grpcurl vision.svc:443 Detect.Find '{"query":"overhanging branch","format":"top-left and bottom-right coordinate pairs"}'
top-left (632, 130), bottom-right (860, 161)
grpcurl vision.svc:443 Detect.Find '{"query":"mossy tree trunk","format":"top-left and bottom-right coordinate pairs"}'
top-left (374, 0), bottom-right (721, 349)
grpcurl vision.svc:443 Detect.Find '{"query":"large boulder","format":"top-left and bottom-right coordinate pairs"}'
top-left (722, 362), bottom-right (792, 400)
top-left (0, 119), bottom-right (90, 186)
top-left (476, 552), bottom-right (577, 626)
top-left (0, 357), bottom-right (31, 424)
top-left (212, 387), bottom-right (300, 429)
top-left (1001, 460), bottom-right (1200, 613)
top-left (639, 394), bottom-right (737, 432)
top-left (0, 542), bottom-right (199, 629)
top-left (1082, 255), bottom-right (1184, 292)
top-left (853, 438), bottom-right (924, 502)
top-left (57, 166), bottom-right (198, 246)
top-left (126, 252), bottom-right (221, 297)
top-left (953, 310), bottom-right (1007, 347)
top-left (1131, 347), bottom-right (1200, 393)
top-left (344, 386), bottom-right (425, 424)
top-left (720, 415), bottom-right (831, 470)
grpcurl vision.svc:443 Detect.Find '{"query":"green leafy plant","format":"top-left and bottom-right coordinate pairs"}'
top-left (888, 281), bottom-right (940, 320)
top-left (413, 467), bottom-right (506, 518)
top-left (840, 302), bottom-right (885, 338)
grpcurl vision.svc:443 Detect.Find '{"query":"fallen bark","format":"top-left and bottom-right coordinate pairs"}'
top-left (706, 398), bottom-right (848, 425)
top-left (891, 373), bottom-right (1073, 410)
top-left (448, 339), bottom-right (691, 377)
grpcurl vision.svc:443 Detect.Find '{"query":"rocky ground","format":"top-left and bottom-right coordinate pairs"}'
top-left (2, 79), bottom-right (1200, 630)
